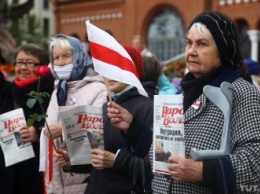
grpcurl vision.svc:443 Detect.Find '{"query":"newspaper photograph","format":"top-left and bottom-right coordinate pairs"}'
top-left (0, 108), bottom-right (35, 167)
top-left (153, 94), bottom-right (185, 174)
top-left (59, 105), bottom-right (103, 166)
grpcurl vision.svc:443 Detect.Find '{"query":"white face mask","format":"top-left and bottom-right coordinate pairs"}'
top-left (53, 63), bottom-right (73, 80)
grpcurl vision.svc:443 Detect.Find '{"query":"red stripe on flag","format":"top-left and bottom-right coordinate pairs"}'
top-left (89, 41), bottom-right (140, 79)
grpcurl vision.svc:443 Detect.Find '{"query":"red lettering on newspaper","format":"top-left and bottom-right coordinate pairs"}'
top-left (77, 114), bottom-right (103, 130)
top-left (4, 116), bottom-right (25, 133)
top-left (161, 106), bottom-right (183, 117)
top-left (163, 116), bottom-right (184, 125)
top-left (161, 106), bottom-right (184, 125)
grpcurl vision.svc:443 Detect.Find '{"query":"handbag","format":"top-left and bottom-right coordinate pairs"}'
top-left (131, 157), bottom-right (153, 194)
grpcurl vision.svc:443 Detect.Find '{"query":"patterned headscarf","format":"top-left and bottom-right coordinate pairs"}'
top-left (188, 11), bottom-right (243, 69)
top-left (50, 34), bottom-right (93, 106)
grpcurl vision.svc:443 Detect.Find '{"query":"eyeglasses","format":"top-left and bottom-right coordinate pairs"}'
top-left (15, 61), bottom-right (40, 68)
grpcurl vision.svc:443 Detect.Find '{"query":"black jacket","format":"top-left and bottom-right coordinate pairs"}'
top-left (0, 72), bottom-right (13, 114)
top-left (85, 87), bottom-right (153, 194)
top-left (0, 72), bottom-right (14, 194)
top-left (0, 74), bottom-right (54, 194)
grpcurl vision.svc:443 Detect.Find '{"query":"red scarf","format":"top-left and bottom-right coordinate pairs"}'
top-left (14, 77), bottom-right (39, 88)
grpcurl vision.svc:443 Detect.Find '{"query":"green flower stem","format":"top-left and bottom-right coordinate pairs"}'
top-left (39, 104), bottom-right (57, 151)
top-left (37, 76), bottom-right (40, 94)
top-left (41, 103), bottom-right (73, 176)
top-left (37, 77), bottom-right (56, 150)
top-left (37, 77), bottom-right (73, 176)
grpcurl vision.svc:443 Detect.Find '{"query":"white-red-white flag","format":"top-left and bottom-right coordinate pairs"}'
top-left (85, 20), bottom-right (148, 97)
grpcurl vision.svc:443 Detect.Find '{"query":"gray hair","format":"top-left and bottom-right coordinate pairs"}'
top-left (187, 22), bottom-right (217, 48)
top-left (49, 36), bottom-right (73, 51)
top-left (49, 34), bottom-right (91, 81)
top-left (187, 22), bottom-right (212, 39)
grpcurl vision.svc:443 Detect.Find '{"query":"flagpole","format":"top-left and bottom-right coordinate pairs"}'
top-left (104, 77), bottom-right (112, 103)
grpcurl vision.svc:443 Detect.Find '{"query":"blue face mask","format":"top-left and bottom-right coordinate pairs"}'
top-left (53, 63), bottom-right (73, 80)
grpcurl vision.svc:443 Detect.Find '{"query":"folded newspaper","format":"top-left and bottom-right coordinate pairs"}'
top-left (153, 95), bottom-right (185, 174)
top-left (0, 108), bottom-right (35, 167)
top-left (59, 105), bottom-right (103, 166)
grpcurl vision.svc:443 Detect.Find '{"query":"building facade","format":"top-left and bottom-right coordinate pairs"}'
top-left (7, 0), bottom-right (54, 37)
top-left (52, 0), bottom-right (260, 62)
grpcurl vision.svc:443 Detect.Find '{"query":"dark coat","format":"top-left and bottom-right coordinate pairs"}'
top-left (0, 74), bottom-right (54, 194)
top-left (0, 72), bottom-right (13, 114)
top-left (85, 87), bottom-right (153, 194)
top-left (0, 72), bottom-right (14, 194)
top-left (153, 69), bottom-right (260, 193)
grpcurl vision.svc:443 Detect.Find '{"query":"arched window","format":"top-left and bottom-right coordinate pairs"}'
top-left (147, 8), bottom-right (185, 61)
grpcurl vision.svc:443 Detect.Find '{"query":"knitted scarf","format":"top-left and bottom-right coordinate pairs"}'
top-left (180, 66), bottom-right (239, 112)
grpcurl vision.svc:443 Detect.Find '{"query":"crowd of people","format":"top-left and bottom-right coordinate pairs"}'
top-left (0, 10), bottom-right (259, 194)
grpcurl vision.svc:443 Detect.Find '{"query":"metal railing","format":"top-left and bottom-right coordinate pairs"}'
top-left (162, 52), bottom-right (185, 66)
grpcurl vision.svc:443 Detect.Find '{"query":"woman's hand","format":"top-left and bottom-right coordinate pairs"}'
top-left (20, 126), bottom-right (38, 143)
top-left (43, 123), bottom-right (62, 139)
top-left (168, 156), bottom-right (203, 182)
top-left (91, 149), bottom-right (115, 170)
top-left (107, 102), bottom-right (133, 131)
top-left (54, 148), bottom-right (71, 168)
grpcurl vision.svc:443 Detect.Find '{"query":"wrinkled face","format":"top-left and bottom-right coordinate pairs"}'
top-left (52, 44), bottom-right (73, 66)
top-left (185, 26), bottom-right (221, 78)
top-left (105, 78), bottom-right (128, 94)
top-left (15, 51), bottom-right (40, 81)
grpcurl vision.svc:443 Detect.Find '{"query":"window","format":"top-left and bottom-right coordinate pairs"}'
top-left (147, 8), bottom-right (185, 61)
top-left (43, 0), bottom-right (49, 9)
top-left (43, 18), bottom-right (49, 36)
top-left (13, 0), bottom-right (19, 4)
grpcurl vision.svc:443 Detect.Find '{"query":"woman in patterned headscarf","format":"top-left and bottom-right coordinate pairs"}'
top-left (41, 34), bottom-right (107, 194)
top-left (150, 11), bottom-right (260, 194)
top-left (107, 11), bottom-right (260, 194)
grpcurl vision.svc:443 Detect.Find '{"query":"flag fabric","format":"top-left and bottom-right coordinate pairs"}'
top-left (85, 20), bottom-right (148, 97)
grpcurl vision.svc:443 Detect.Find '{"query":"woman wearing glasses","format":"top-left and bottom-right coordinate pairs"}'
top-left (0, 43), bottom-right (54, 194)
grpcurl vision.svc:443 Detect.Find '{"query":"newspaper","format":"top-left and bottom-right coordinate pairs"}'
top-left (59, 105), bottom-right (103, 166)
top-left (153, 95), bottom-right (185, 174)
top-left (0, 108), bottom-right (35, 167)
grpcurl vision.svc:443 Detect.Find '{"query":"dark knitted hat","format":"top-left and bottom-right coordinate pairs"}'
top-left (189, 11), bottom-right (243, 69)
top-left (123, 45), bottom-right (144, 79)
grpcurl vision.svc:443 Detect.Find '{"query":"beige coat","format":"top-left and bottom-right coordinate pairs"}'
top-left (43, 71), bottom-right (107, 194)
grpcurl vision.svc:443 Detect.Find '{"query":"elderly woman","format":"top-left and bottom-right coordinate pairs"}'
top-left (41, 34), bottom-right (107, 194)
top-left (152, 11), bottom-right (260, 194)
top-left (0, 44), bottom-right (54, 194)
top-left (108, 11), bottom-right (260, 194)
